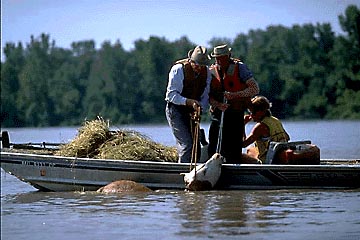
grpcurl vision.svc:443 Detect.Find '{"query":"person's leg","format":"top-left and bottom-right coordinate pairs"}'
top-left (208, 110), bottom-right (221, 158)
top-left (221, 111), bottom-right (244, 163)
top-left (241, 153), bottom-right (262, 164)
top-left (166, 104), bottom-right (193, 163)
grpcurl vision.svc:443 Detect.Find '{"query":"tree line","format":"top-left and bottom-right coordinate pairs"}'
top-left (1, 5), bottom-right (359, 127)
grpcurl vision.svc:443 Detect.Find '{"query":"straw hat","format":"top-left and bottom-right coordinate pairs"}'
top-left (188, 46), bottom-right (211, 66)
top-left (210, 44), bottom-right (232, 57)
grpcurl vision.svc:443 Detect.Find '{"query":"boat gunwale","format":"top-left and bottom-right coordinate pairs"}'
top-left (1, 150), bottom-right (359, 170)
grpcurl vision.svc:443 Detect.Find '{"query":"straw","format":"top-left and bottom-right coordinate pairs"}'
top-left (56, 117), bottom-right (177, 162)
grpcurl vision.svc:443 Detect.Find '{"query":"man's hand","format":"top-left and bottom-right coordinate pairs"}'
top-left (186, 99), bottom-right (200, 111)
top-left (244, 114), bottom-right (252, 124)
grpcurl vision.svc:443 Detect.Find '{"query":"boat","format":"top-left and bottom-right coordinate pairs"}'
top-left (1, 151), bottom-right (359, 191)
top-left (1, 131), bottom-right (359, 191)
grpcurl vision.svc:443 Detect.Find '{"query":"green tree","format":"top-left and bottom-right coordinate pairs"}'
top-left (1, 5), bottom-right (359, 127)
top-left (70, 40), bottom-right (96, 123)
top-left (1, 42), bottom-right (25, 127)
top-left (132, 36), bottom-right (175, 122)
top-left (83, 41), bottom-right (128, 122)
top-left (232, 33), bottom-right (250, 61)
top-left (17, 34), bottom-right (55, 126)
top-left (245, 26), bottom-right (289, 117)
top-left (327, 5), bottom-right (360, 118)
top-left (293, 23), bottom-right (335, 118)
top-left (48, 62), bottom-right (82, 125)
top-left (280, 25), bottom-right (319, 117)
top-left (170, 36), bottom-right (195, 61)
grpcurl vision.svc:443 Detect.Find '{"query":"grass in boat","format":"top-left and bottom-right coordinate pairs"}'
top-left (56, 117), bottom-right (178, 162)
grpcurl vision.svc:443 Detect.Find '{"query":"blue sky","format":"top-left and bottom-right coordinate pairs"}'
top-left (1, 0), bottom-right (359, 61)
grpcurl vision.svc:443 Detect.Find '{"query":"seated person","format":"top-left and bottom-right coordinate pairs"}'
top-left (242, 96), bottom-right (290, 163)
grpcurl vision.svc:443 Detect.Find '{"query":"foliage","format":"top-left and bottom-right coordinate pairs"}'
top-left (1, 5), bottom-right (359, 127)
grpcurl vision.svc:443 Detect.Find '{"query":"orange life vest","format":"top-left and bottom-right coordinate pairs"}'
top-left (210, 58), bottom-right (251, 111)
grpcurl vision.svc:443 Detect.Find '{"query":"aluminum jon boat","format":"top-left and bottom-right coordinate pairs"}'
top-left (1, 149), bottom-right (359, 191)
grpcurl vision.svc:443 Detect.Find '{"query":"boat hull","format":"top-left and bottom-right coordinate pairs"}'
top-left (1, 151), bottom-right (360, 191)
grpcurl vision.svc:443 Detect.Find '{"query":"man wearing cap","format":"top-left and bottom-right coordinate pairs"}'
top-left (165, 46), bottom-right (212, 163)
top-left (208, 44), bottom-right (259, 163)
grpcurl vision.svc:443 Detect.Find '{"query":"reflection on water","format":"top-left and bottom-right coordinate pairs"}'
top-left (2, 185), bottom-right (360, 239)
top-left (1, 171), bottom-right (360, 240)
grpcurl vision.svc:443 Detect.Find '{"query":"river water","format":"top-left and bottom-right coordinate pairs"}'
top-left (1, 120), bottom-right (360, 240)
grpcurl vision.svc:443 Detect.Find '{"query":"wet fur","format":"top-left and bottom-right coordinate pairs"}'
top-left (97, 180), bottom-right (152, 193)
top-left (183, 153), bottom-right (224, 191)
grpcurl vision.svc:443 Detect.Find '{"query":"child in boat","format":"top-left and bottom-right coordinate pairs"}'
top-left (242, 95), bottom-right (290, 163)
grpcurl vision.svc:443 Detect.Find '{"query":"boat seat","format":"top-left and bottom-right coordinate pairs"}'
top-left (265, 140), bottom-right (312, 164)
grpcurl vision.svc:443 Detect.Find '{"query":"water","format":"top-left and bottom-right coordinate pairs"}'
top-left (1, 121), bottom-right (360, 240)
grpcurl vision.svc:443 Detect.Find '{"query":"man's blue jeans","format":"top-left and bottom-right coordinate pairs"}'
top-left (165, 103), bottom-right (194, 163)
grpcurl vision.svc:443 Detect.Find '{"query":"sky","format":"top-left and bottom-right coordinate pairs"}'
top-left (1, 0), bottom-right (360, 61)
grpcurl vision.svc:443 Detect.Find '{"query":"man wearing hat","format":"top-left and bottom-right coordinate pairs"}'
top-left (208, 44), bottom-right (259, 163)
top-left (165, 46), bottom-right (212, 163)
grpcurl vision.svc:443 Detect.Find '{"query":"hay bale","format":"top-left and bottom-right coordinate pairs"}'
top-left (56, 118), bottom-right (178, 162)
top-left (98, 130), bottom-right (177, 162)
top-left (56, 118), bottom-right (111, 158)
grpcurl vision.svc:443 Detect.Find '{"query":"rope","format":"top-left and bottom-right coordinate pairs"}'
top-left (189, 106), bottom-right (201, 176)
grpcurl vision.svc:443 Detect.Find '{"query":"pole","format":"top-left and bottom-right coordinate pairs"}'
top-left (216, 98), bottom-right (227, 154)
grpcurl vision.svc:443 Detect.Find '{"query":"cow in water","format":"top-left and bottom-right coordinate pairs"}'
top-left (97, 180), bottom-right (152, 193)
top-left (182, 153), bottom-right (225, 191)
